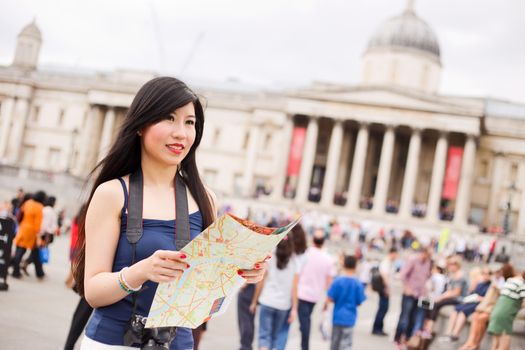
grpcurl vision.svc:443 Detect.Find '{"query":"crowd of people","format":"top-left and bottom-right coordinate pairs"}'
top-left (1, 187), bottom-right (64, 280)
top-left (2, 186), bottom-right (524, 350)
top-left (236, 222), bottom-right (365, 350)
top-left (230, 205), bottom-right (525, 350)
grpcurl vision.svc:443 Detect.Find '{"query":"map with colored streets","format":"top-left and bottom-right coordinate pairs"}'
top-left (145, 213), bottom-right (300, 328)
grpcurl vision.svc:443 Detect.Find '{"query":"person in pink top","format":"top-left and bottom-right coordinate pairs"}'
top-left (394, 247), bottom-right (432, 348)
top-left (297, 229), bottom-right (336, 350)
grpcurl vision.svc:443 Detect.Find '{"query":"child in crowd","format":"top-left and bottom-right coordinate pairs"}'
top-left (326, 255), bottom-right (366, 350)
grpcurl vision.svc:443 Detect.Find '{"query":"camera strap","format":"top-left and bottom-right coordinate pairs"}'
top-left (126, 168), bottom-right (190, 314)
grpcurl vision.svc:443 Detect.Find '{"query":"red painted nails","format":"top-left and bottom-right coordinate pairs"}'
top-left (237, 270), bottom-right (244, 276)
top-left (255, 263), bottom-right (261, 269)
top-left (180, 254), bottom-right (187, 259)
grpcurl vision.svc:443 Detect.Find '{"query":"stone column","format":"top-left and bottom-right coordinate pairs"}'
top-left (242, 123), bottom-right (261, 197)
top-left (295, 117), bottom-right (319, 203)
top-left (517, 162), bottom-right (525, 236)
top-left (272, 115), bottom-right (294, 200)
top-left (98, 107), bottom-right (116, 162)
top-left (399, 129), bottom-right (422, 218)
top-left (6, 98), bottom-right (30, 163)
top-left (0, 97), bottom-right (15, 159)
top-left (321, 120), bottom-right (344, 206)
top-left (373, 125), bottom-right (395, 214)
top-left (76, 105), bottom-right (104, 172)
top-left (486, 153), bottom-right (505, 227)
top-left (426, 132), bottom-right (448, 222)
top-left (454, 135), bottom-right (477, 226)
top-left (346, 123), bottom-right (369, 211)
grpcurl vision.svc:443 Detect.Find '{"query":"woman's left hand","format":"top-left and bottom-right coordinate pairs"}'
top-left (238, 254), bottom-right (271, 283)
top-left (238, 261), bottom-right (267, 284)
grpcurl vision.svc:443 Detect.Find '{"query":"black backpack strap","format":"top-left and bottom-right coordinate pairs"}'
top-left (175, 172), bottom-right (190, 250)
top-left (127, 170), bottom-right (144, 245)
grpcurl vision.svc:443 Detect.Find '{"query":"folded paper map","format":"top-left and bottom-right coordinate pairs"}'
top-left (145, 213), bottom-right (301, 328)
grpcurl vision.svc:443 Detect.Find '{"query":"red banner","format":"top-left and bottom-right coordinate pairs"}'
top-left (442, 146), bottom-right (464, 200)
top-left (286, 127), bottom-right (307, 177)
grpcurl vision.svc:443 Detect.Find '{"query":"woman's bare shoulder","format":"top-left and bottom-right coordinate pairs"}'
top-left (90, 179), bottom-right (126, 213)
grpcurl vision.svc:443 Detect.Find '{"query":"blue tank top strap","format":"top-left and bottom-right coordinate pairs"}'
top-left (117, 177), bottom-right (129, 212)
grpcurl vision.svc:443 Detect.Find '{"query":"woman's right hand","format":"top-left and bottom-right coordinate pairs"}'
top-left (135, 250), bottom-right (190, 284)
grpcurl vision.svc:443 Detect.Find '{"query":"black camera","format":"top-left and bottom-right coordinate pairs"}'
top-left (124, 314), bottom-right (177, 350)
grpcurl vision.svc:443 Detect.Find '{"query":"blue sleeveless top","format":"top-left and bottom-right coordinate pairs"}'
top-left (85, 178), bottom-right (203, 349)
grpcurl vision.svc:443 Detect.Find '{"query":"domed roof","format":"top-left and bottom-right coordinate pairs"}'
top-left (367, 8), bottom-right (440, 59)
top-left (19, 19), bottom-right (42, 41)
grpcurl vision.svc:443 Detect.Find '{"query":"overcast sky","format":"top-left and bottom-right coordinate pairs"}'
top-left (1, 0), bottom-right (525, 102)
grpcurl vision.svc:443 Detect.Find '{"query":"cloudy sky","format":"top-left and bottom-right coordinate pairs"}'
top-left (1, 0), bottom-right (525, 102)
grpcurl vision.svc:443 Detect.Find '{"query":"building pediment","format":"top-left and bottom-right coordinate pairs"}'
top-left (289, 84), bottom-right (484, 117)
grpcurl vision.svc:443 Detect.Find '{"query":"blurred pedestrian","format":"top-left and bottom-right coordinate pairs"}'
top-left (276, 224), bottom-right (308, 349)
top-left (325, 255), bottom-right (366, 350)
top-left (393, 247), bottom-right (432, 348)
top-left (296, 229), bottom-right (336, 350)
top-left (458, 263), bottom-right (515, 350)
top-left (251, 235), bottom-right (299, 350)
top-left (487, 270), bottom-right (525, 350)
top-left (11, 190), bottom-right (46, 279)
top-left (22, 195), bottom-right (57, 275)
top-left (372, 247), bottom-right (398, 336)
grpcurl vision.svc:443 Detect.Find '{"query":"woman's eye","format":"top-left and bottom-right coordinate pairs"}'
top-left (186, 120), bottom-right (195, 126)
top-left (166, 115), bottom-right (175, 122)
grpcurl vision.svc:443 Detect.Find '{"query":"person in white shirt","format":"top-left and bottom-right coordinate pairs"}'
top-left (372, 247), bottom-right (398, 336)
top-left (251, 235), bottom-right (299, 350)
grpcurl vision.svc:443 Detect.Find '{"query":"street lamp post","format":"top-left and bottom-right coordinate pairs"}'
top-left (67, 128), bottom-right (79, 174)
top-left (503, 182), bottom-right (516, 236)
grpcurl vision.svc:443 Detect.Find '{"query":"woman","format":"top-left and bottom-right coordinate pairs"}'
top-left (458, 263), bottom-right (515, 350)
top-left (421, 255), bottom-right (468, 338)
top-left (251, 235), bottom-right (300, 350)
top-left (73, 77), bottom-right (267, 349)
top-left (275, 224), bottom-right (308, 349)
top-left (21, 195), bottom-right (58, 275)
top-left (11, 191), bottom-right (46, 279)
top-left (487, 269), bottom-right (525, 350)
top-left (438, 266), bottom-right (492, 343)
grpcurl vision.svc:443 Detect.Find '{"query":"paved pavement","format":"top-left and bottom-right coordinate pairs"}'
top-left (2, 233), bottom-right (520, 350)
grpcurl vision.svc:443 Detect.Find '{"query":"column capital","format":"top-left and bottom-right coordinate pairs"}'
top-left (437, 130), bottom-right (449, 138)
top-left (357, 121), bottom-right (370, 130)
top-left (411, 127), bottom-right (423, 135)
top-left (384, 124), bottom-right (397, 131)
top-left (465, 133), bottom-right (477, 141)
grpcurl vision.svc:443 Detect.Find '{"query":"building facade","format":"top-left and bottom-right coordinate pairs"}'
top-left (2, 6), bottom-right (525, 237)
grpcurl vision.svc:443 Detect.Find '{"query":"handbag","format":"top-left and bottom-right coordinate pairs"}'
top-left (39, 246), bottom-right (50, 264)
top-left (417, 297), bottom-right (434, 310)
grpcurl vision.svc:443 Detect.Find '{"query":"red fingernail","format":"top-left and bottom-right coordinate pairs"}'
top-left (237, 270), bottom-right (243, 276)
top-left (255, 264), bottom-right (261, 269)
top-left (180, 254), bottom-right (187, 259)
top-left (186, 264), bottom-right (191, 268)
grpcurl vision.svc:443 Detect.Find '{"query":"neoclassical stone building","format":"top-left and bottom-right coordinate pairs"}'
top-left (1, 4), bottom-right (525, 237)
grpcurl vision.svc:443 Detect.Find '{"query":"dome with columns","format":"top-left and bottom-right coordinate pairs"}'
top-left (366, 1), bottom-right (440, 60)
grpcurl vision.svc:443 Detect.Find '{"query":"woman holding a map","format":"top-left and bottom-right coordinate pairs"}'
top-left (72, 77), bottom-right (269, 349)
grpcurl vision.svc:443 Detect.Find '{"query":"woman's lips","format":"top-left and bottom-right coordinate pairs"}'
top-left (166, 143), bottom-right (184, 155)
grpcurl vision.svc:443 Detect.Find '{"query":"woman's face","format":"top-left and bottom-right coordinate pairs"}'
top-left (141, 102), bottom-right (197, 166)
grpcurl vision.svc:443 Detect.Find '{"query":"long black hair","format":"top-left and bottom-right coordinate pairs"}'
top-left (73, 77), bottom-right (214, 296)
top-left (275, 235), bottom-right (294, 270)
